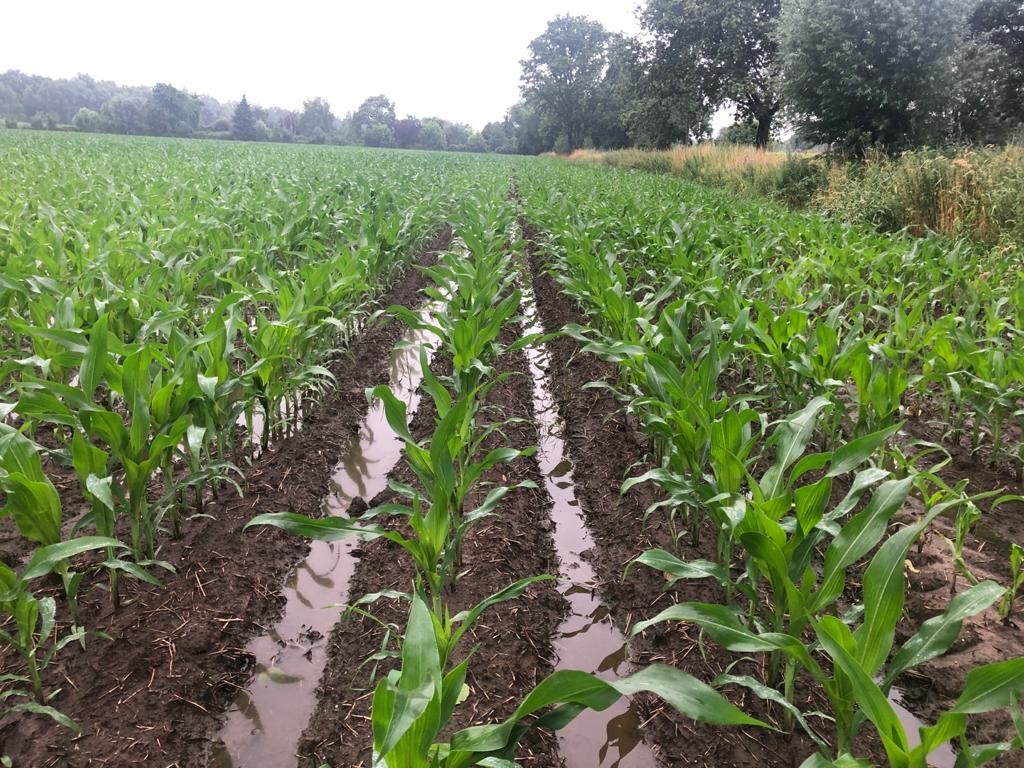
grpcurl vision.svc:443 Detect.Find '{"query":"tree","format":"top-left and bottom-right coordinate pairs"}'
top-left (394, 116), bottom-right (422, 148)
top-left (778, 0), bottom-right (968, 152)
top-left (362, 122), bottom-right (395, 147)
top-left (520, 15), bottom-right (609, 150)
top-left (441, 121), bottom-right (472, 149)
top-left (482, 119), bottom-right (514, 153)
top-left (506, 101), bottom-right (558, 154)
top-left (208, 117), bottom-right (231, 133)
top-left (72, 107), bottom-right (103, 132)
top-left (465, 133), bottom-right (487, 152)
top-left (640, 0), bottom-right (782, 148)
top-left (964, 0), bottom-right (1024, 137)
top-left (232, 95), bottom-right (256, 140)
top-left (353, 95), bottom-right (396, 136)
top-left (101, 93), bottom-right (147, 134)
top-left (418, 120), bottom-right (447, 150)
top-left (625, 48), bottom-right (715, 148)
top-left (298, 97), bottom-right (335, 138)
top-left (145, 83), bottom-right (201, 137)
top-left (590, 34), bottom-right (639, 149)
top-left (719, 121), bottom-right (760, 144)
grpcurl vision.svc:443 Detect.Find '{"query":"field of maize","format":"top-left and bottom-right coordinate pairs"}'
top-left (2, 130), bottom-right (1024, 768)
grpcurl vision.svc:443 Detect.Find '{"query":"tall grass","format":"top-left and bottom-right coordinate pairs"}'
top-left (569, 145), bottom-right (788, 195)
top-left (818, 147), bottom-right (1024, 249)
top-left (566, 144), bottom-right (1024, 251)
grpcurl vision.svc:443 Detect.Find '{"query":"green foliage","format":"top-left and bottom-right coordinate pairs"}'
top-left (719, 122), bottom-right (759, 145)
top-left (776, 155), bottom-right (827, 207)
top-left (231, 95), bottom-right (256, 141)
top-left (640, 0), bottom-right (782, 147)
top-left (71, 108), bottom-right (102, 133)
top-left (417, 120), bottom-right (446, 151)
top-left (0, 131), bottom-right (477, 732)
top-left (521, 157), bottom-right (1024, 764)
top-left (520, 15), bottom-right (610, 150)
top-left (778, 0), bottom-right (968, 152)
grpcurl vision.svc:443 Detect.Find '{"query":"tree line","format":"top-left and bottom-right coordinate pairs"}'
top-left (507, 0), bottom-right (1024, 154)
top-left (3, 0), bottom-right (1021, 156)
top-left (0, 72), bottom-right (498, 152)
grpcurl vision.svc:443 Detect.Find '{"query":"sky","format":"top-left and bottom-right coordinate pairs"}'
top-left (2, 1), bottom-right (645, 130)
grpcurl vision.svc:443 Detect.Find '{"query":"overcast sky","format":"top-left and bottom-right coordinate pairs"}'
top-left (2, 1), bottom-right (645, 129)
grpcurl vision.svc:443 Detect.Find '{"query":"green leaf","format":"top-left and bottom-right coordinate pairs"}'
top-left (10, 701), bottom-right (80, 733)
top-left (629, 548), bottom-right (731, 588)
top-left (855, 502), bottom-right (947, 675)
top-left (887, 581), bottom-right (1004, 684)
top-left (633, 602), bottom-right (820, 675)
top-left (827, 423), bottom-right (901, 477)
top-left (815, 616), bottom-right (910, 760)
top-left (21, 537), bottom-right (126, 581)
top-left (952, 658), bottom-right (1024, 714)
top-left (373, 594), bottom-right (440, 760)
top-left (245, 512), bottom-right (385, 541)
top-left (813, 477), bottom-right (912, 613)
top-left (451, 664), bottom-right (765, 754)
top-left (761, 397), bottom-right (831, 499)
top-left (79, 312), bottom-right (108, 400)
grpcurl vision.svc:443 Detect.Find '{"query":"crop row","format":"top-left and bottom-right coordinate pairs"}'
top-left (0, 136), bottom-right (485, 729)
top-left (518, 161), bottom-right (1024, 766)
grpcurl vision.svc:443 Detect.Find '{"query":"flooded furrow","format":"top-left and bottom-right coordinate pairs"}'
top-left (889, 687), bottom-right (957, 767)
top-left (212, 313), bottom-right (438, 768)
top-left (518, 266), bottom-right (658, 768)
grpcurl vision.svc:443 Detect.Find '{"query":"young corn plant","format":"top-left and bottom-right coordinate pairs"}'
top-left (15, 316), bottom-right (190, 563)
top-left (0, 537), bottom-right (126, 729)
top-left (998, 544), bottom-right (1024, 623)
top-left (249, 346), bottom-right (534, 613)
top-left (635, 497), bottom-right (1015, 765)
top-left (368, 591), bottom-right (767, 768)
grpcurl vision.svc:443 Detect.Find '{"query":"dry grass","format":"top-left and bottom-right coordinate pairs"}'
top-left (818, 147), bottom-right (1024, 246)
top-left (566, 144), bottom-right (807, 199)
top-left (564, 143), bottom-right (1024, 249)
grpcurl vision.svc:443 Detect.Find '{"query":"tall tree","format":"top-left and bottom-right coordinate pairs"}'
top-left (353, 95), bottom-right (396, 136)
top-left (966, 0), bottom-right (1024, 135)
top-left (520, 15), bottom-right (609, 150)
top-left (231, 95), bottom-right (256, 140)
top-left (640, 0), bottom-right (782, 148)
top-left (297, 97), bottom-right (335, 137)
top-left (626, 43), bottom-right (715, 148)
top-left (145, 83), bottom-right (201, 137)
top-left (393, 116), bottom-right (422, 148)
top-left (590, 34), bottom-right (638, 149)
top-left (778, 0), bottom-right (968, 152)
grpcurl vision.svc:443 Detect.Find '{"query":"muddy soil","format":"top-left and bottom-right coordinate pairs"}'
top-left (895, 394), bottom-right (1024, 762)
top-left (295, 324), bottom-right (567, 767)
top-left (0, 228), bottom-right (452, 768)
top-left (901, 509), bottom-right (1024, 766)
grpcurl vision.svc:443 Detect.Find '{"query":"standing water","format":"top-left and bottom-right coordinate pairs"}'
top-left (212, 315), bottom-right (438, 767)
top-left (518, 266), bottom-right (658, 768)
top-left (888, 687), bottom-right (957, 767)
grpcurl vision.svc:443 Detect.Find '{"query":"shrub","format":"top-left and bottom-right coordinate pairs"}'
top-left (774, 155), bottom-right (827, 207)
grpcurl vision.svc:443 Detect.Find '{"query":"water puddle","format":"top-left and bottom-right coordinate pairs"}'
top-left (888, 687), bottom-right (956, 767)
top-left (212, 312), bottom-right (438, 768)
top-left (518, 265), bottom-right (657, 768)
top-left (238, 395), bottom-right (305, 459)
